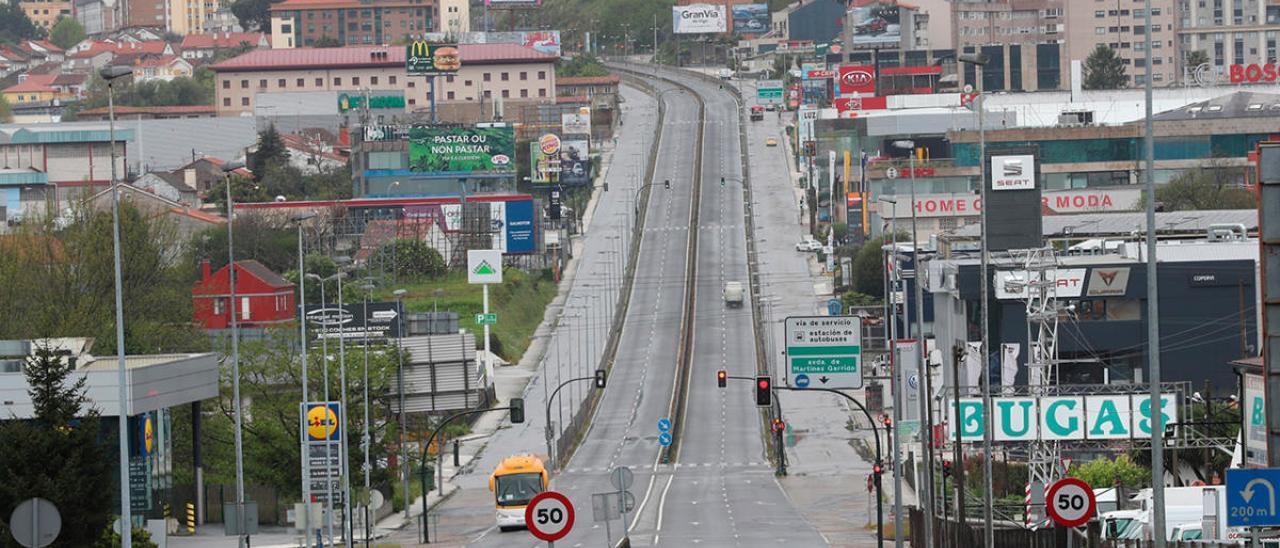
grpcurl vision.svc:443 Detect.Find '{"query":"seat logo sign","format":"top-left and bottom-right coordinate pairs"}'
top-left (990, 154), bottom-right (1035, 191)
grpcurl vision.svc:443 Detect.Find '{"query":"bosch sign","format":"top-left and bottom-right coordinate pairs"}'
top-left (838, 65), bottom-right (876, 94)
top-left (1229, 63), bottom-right (1280, 83)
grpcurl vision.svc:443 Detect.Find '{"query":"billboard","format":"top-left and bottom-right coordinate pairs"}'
top-left (849, 2), bottom-right (902, 48)
top-left (558, 139), bottom-right (591, 186)
top-left (521, 30), bottom-right (560, 55)
top-left (948, 393), bottom-right (1176, 442)
top-left (673, 4), bottom-right (727, 34)
top-left (530, 133), bottom-right (560, 184)
top-left (503, 199), bottom-right (535, 253)
top-left (732, 4), bottom-right (769, 35)
top-left (405, 42), bottom-right (460, 75)
top-left (838, 65), bottom-right (876, 94)
top-left (303, 302), bottom-right (404, 340)
top-left (984, 147), bottom-right (1042, 251)
top-left (757, 79), bottom-right (784, 104)
top-left (408, 126), bottom-right (516, 174)
top-left (561, 110), bottom-right (590, 134)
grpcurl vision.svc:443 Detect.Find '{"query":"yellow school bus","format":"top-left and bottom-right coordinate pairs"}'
top-left (489, 454), bottom-right (549, 531)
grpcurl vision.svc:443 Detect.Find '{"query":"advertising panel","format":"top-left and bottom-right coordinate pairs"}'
top-left (834, 96), bottom-right (887, 115)
top-left (408, 126), bottom-right (516, 174)
top-left (732, 4), bottom-right (769, 35)
top-left (561, 111), bottom-right (590, 135)
top-left (673, 4), bottom-right (727, 34)
top-left (303, 302), bottom-right (404, 340)
top-left (849, 2), bottom-right (902, 48)
top-left (949, 394), bottom-right (1177, 442)
top-left (1085, 267), bottom-right (1131, 297)
top-left (991, 154), bottom-right (1036, 191)
top-left (558, 139), bottom-right (591, 186)
top-left (405, 42), bottom-right (461, 75)
top-left (521, 30), bottom-right (560, 55)
top-left (531, 134), bottom-right (560, 185)
top-left (985, 147), bottom-right (1042, 251)
top-left (838, 65), bottom-right (876, 94)
top-left (994, 269), bottom-right (1087, 300)
top-left (504, 199), bottom-right (536, 254)
top-left (1245, 372), bottom-right (1268, 466)
top-left (757, 79), bottom-right (784, 104)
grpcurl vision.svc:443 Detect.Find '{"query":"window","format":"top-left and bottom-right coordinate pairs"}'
top-left (484, 72), bottom-right (491, 82)
top-left (223, 97), bottom-right (231, 106)
top-left (520, 71), bottom-right (527, 80)
top-left (501, 89), bottom-right (509, 98)
top-left (447, 91), bottom-right (455, 100)
top-left (240, 79), bottom-right (248, 88)
top-left (334, 77), bottom-right (342, 85)
top-left (538, 71), bottom-right (546, 79)
top-left (278, 78), bottom-right (286, 87)
top-left (520, 89), bottom-right (528, 98)
top-left (242, 97), bottom-right (250, 106)
top-left (213, 298), bottom-right (224, 315)
top-left (222, 79), bottom-right (230, 89)
top-left (407, 80), bottom-right (415, 88)
top-left (1097, 26), bottom-right (1107, 34)
top-left (465, 80), bottom-right (472, 86)
top-left (484, 90), bottom-right (491, 98)
top-left (1096, 10), bottom-right (1106, 16)
top-left (501, 72), bottom-right (509, 81)
top-left (352, 76), bottom-right (360, 86)
top-left (539, 88), bottom-right (546, 97)
top-left (258, 79), bottom-right (267, 88)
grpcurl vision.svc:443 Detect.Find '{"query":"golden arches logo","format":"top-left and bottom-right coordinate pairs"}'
top-left (306, 404), bottom-right (339, 441)
top-left (409, 41), bottom-right (431, 59)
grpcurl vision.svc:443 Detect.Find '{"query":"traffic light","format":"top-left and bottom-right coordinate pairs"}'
top-left (720, 177), bottom-right (726, 187)
top-left (755, 376), bottom-right (772, 407)
top-left (942, 460), bottom-right (952, 477)
top-left (594, 369), bottom-right (607, 389)
top-left (872, 462), bottom-right (883, 476)
top-left (664, 179), bottom-right (671, 189)
top-left (717, 370), bottom-right (727, 388)
top-left (509, 397), bottom-right (525, 424)
top-left (771, 418), bottom-right (786, 433)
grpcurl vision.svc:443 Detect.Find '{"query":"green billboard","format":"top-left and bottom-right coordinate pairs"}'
top-left (408, 126), bottom-right (516, 174)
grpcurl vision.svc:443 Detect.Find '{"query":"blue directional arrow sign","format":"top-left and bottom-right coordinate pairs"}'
top-left (1227, 468), bottom-right (1280, 526)
top-left (657, 418), bottom-right (671, 433)
top-left (794, 374), bottom-right (810, 388)
top-left (658, 432), bottom-right (672, 447)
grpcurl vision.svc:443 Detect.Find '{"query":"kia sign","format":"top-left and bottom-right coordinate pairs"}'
top-left (673, 4), bottom-right (727, 34)
top-left (838, 65), bottom-right (876, 94)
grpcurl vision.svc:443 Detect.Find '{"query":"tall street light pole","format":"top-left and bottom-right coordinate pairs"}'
top-left (359, 282), bottom-right (375, 547)
top-left (306, 271), bottom-right (340, 545)
top-left (877, 196), bottom-right (902, 548)
top-left (102, 63), bottom-right (134, 547)
top-left (1143, 0), bottom-right (1166, 541)
top-left (334, 257), bottom-right (354, 548)
top-left (958, 52), bottom-right (994, 548)
top-left (221, 159), bottom-right (251, 548)
top-left (893, 140), bottom-right (934, 545)
top-left (292, 211), bottom-right (318, 547)
top-left (393, 288), bottom-right (409, 521)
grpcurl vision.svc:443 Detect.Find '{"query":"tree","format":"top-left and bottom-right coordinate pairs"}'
top-left (229, 0), bottom-right (273, 31)
top-left (190, 213), bottom-right (298, 274)
top-left (1186, 49), bottom-right (1210, 69)
top-left (249, 124), bottom-right (288, 182)
top-left (313, 36), bottom-right (342, 48)
top-left (1155, 164), bottom-right (1255, 211)
top-left (0, 94), bottom-right (11, 124)
top-left (1083, 44), bottom-right (1128, 90)
top-left (1070, 454), bottom-right (1150, 489)
top-left (0, 347), bottom-right (115, 546)
top-left (377, 239), bottom-right (447, 279)
top-left (47, 16), bottom-right (86, 50)
top-left (851, 235), bottom-right (888, 296)
top-left (556, 54), bottom-right (611, 78)
top-left (0, 1), bottom-right (43, 44)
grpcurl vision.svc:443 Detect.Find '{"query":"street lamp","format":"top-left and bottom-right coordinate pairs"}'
top-left (876, 195), bottom-right (902, 548)
top-left (100, 63), bottom-right (135, 547)
top-left (359, 282), bottom-right (375, 547)
top-left (291, 211), bottom-right (317, 546)
top-left (220, 158), bottom-right (252, 548)
top-left (306, 269), bottom-right (348, 546)
top-left (957, 52), bottom-right (994, 548)
top-left (392, 288), bottom-right (409, 520)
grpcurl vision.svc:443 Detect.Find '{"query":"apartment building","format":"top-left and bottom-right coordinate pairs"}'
top-left (1065, 0), bottom-right (1179, 86)
top-left (1178, 0), bottom-right (1280, 74)
top-left (20, 0), bottom-right (72, 30)
top-left (269, 0), bottom-right (436, 48)
top-left (951, 0), bottom-right (1068, 91)
top-left (210, 44), bottom-right (557, 120)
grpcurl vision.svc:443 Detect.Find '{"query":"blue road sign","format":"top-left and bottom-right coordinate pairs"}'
top-left (827, 299), bottom-right (842, 316)
top-left (657, 418), bottom-right (671, 432)
top-left (658, 432), bottom-right (672, 447)
top-left (1227, 468), bottom-right (1280, 526)
top-left (794, 374), bottom-right (811, 388)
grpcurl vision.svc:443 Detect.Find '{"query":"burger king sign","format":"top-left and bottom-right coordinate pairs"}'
top-left (838, 65), bottom-right (876, 94)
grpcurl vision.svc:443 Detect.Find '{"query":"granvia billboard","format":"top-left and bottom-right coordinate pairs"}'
top-left (673, 4), bottom-right (727, 34)
top-left (849, 2), bottom-right (902, 48)
top-left (732, 4), bottom-right (769, 35)
top-left (408, 126), bottom-right (516, 174)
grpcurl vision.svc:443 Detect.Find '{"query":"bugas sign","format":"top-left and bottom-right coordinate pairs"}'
top-left (949, 394), bottom-right (1177, 442)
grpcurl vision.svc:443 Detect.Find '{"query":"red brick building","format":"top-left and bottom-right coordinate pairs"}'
top-left (270, 0), bottom-right (436, 48)
top-left (192, 259), bottom-right (296, 329)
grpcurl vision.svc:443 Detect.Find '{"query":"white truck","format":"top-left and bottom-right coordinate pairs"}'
top-left (723, 281), bottom-right (744, 308)
top-left (1101, 486), bottom-right (1240, 542)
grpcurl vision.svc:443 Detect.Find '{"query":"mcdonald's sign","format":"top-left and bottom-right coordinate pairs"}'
top-left (406, 41), bottom-right (461, 75)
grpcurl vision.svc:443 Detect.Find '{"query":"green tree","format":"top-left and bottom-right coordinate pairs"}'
top-left (1185, 49), bottom-right (1210, 69)
top-left (0, 347), bottom-right (115, 546)
top-left (0, 1), bottom-right (44, 44)
top-left (851, 235), bottom-right (889, 296)
top-left (249, 124), bottom-right (288, 182)
top-left (47, 16), bottom-right (86, 50)
top-left (377, 239), bottom-right (447, 279)
top-left (557, 54), bottom-right (611, 78)
top-left (1083, 44), bottom-right (1128, 90)
top-left (191, 214), bottom-right (299, 274)
top-left (1155, 164), bottom-right (1255, 211)
top-left (1070, 454), bottom-right (1150, 489)
top-left (0, 93), bottom-right (11, 123)
top-left (229, 0), bottom-right (273, 31)
top-left (313, 36), bottom-right (342, 48)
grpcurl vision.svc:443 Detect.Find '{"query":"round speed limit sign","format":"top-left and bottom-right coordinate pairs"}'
top-left (525, 491), bottom-right (575, 542)
top-left (1045, 477), bottom-right (1096, 528)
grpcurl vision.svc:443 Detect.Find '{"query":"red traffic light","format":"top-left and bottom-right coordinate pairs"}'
top-left (757, 379), bottom-right (770, 390)
top-left (873, 464), bottom-right (883, 475)
top-left (755, 376), bottom-right (772, 407)
top-left (717, 370), bottom-right (727, 388)
top-left (771, 419), bottom-right (786, 433)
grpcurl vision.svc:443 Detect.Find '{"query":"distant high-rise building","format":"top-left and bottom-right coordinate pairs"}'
top-left (269, 0), bottom-right (437, 49)
top-left (951, 0), bottom-right (1068, 91)
top-left (1065, 0), bottom-right (1178, 86)
top-left (20, 0), bottom-right (72, 30)
top-left (1177, 0), bottom-right (1279, 83)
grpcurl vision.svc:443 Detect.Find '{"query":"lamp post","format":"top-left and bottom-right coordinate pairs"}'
top-left (292, 211), bottom-right (318, 547)
top-left (393, 288), bottom-right (409, 521)
top-left (958, 51), bottom-right (994, 548)
top-left (877, 195), bottom-right (903, 548)
top-left (360, 282), bottom-right (375, 547)
top-left (220, 158), bottom-right (252, 548)
top-left (101, 64), bottom-right (134, 546)
top-left (334, 256), bottom-right (353, 548)
top-left (306, 270), bottom-right (345, 545)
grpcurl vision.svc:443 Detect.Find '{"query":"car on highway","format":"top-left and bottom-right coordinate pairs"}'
top-left (766, 137), bottom-right (778, 147)
top-left (795, 237), bottom-right (821, 252)
top-left (765, 103), bottom-right (777, 111)
top-left (490, 454), bottom-right (548, 531)
top-left (723, 281), bottom-right (744, 307)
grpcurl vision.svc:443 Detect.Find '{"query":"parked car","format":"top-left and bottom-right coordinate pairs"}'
top-left (796, 237), bottom-right (821, 252)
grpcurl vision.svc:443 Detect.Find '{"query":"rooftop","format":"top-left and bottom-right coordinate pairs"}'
top-left (77, 104), bottom-right (217, 117)
top-left (557, 75), bottom-right (621, 86)
top-left (1150, 91), bottom-right (1280, 121)
top-left (210, 43), bottom-right (555, 72)
top-left (180, 32), bottom-right (266, 49)
top-left (3, 73), bottom-right (57, 94)
top-left (273, 0), bottom-right (420, 9)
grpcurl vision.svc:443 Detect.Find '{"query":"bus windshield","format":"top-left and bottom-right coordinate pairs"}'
top-left (494, 472), bottom-right (543, 507)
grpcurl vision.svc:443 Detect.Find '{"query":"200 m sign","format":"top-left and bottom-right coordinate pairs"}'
top-left (525, 491), bottom-right (575, 542)
top-left (1045, 477), bottom-right (1096, 528)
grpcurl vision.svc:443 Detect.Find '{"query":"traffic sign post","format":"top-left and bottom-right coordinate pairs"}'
top-left (1045, 477), bottom-right (1096, 529)
top-left (475, 313), bottom-right (498, 325)
top-left (525, 491), bottom-right (575, 544)
top-left (783, 316), bottom-right (864, 389)
top-left (1227, 468), bottom-right (1280, 527)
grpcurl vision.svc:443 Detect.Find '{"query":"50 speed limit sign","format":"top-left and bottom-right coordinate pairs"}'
top-left (525, 491), bottom-right (575, 542)
top-left (1045, 477), bottom-right (1096, 527)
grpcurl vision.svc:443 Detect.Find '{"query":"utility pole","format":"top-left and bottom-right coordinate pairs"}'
top-left (1143, 0), bottom-right (1166, 539)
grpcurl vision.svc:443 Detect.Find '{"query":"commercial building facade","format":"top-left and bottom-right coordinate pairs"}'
top-left (1064, 0), bottom-right (1178, 86)
top-left (951, 0), bottom-right (1068, 91)
top-left (269, 0), bottom-right (436, 48)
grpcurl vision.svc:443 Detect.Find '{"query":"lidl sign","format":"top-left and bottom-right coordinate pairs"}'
top-left (948, 394), bottom-right (1177, 442)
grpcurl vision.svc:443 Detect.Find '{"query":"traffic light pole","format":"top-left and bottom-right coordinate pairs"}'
top-left (545, 371), bottom-right (608, 473)
top-left (719, 374), bottom-right (885, 548)
top-left (418, 402), bottom-right (525, 544)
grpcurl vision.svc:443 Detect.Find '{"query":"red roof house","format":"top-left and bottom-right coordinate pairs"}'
top-left (192, 259), bottom-right (296, 329)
